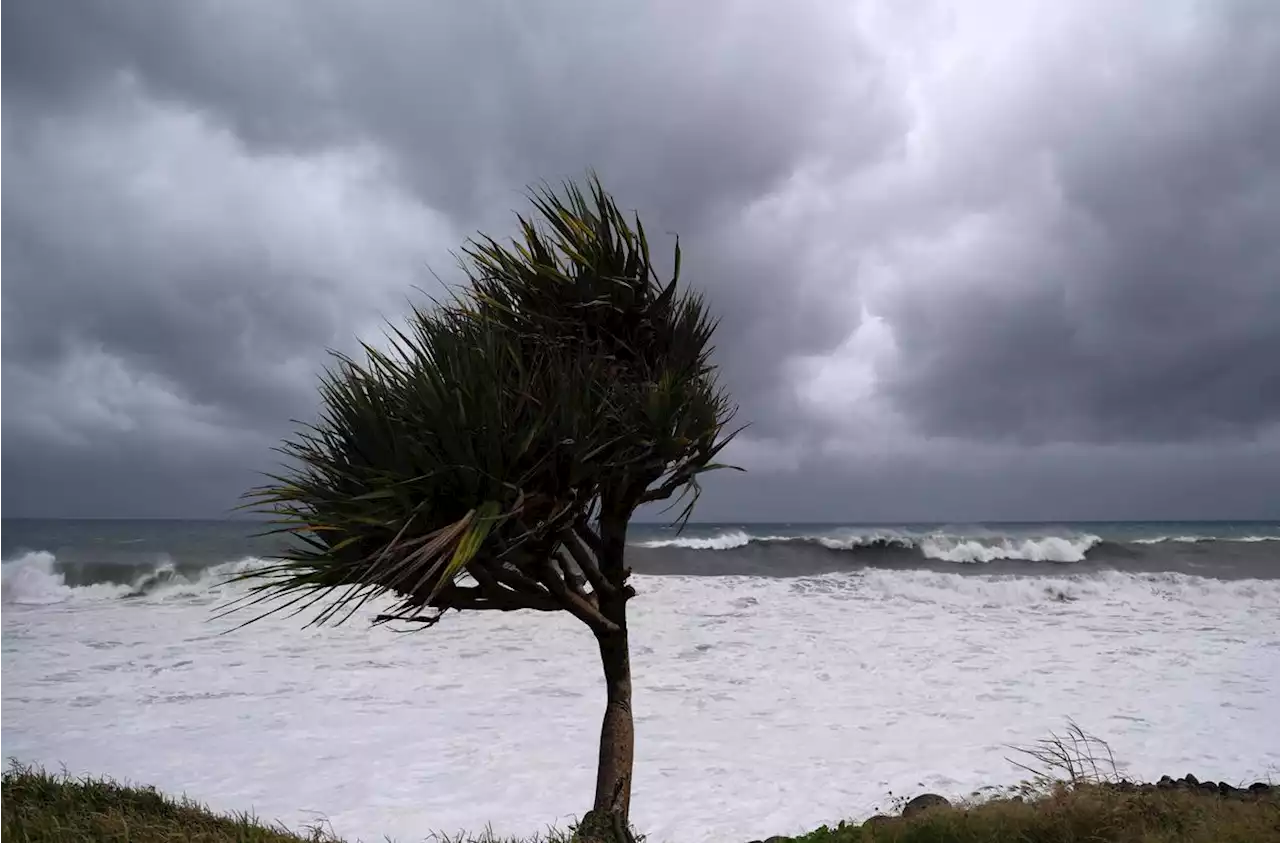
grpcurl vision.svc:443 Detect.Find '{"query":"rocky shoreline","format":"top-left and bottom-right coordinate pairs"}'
top-left (745, 774), bottom-right (1277, 842)
top-left (1141, 773), bottom-right (1273, 799)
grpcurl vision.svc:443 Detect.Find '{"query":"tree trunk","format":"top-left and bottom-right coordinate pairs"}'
top-left (587, 512), bottom-right (635, 837)
top-left (592, 620), bottom-right (634, 818)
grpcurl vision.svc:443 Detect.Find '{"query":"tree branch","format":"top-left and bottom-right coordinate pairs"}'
top-left (478, 557), bottom-right (553, 598)
top-left (637, 466), bottom-right (697, 505)
top-left (372, 611), bottom-right (445, 627)
top-left (451, 572), bottom-right (562, 612)
top-left (374, 580), bottom-right (563, 625)
top-left (598, 513), bottom-right (630, 584)
top-left (556, 550), bottom-right (596, 607)
top-left (562, 527), bottom-right (614, 598)
top-left (536, 559), bottom-right (620, 634)
top-left (574, 517), bottom-right (604, 556)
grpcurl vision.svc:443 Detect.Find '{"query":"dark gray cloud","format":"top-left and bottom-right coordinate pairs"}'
top-left (876, 5), bottom-right (1280, 443)
top-left (4, 0), bottom-right (1280, 520)
top-left (689, 432), bottom-right (1280, 523)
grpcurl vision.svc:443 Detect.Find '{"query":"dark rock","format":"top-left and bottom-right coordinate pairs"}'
top-left (763, 837), bottom-right (788, 843)
top-left (902, 794), bottom-right (951, 818)
top-left (1197, 782), bottom-right (1218, 795)
top-left (1249, 782), bottom-right (1272, 795)
top-left (1183, 773), bottom-right (1199, 786)
top-left (1139, 784), bottom-right (1157, 793)
top-left (1219, 782), bottom-right (1241, 798)
top-left (862, 815), bottom-right (894, 830)
top-left (1157, 775), bottom-right (1177, 789)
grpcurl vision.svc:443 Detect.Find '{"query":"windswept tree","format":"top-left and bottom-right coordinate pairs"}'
top-left (224, 176), bottom-right (739, 837)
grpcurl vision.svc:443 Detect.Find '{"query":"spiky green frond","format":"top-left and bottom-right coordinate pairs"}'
top-left (463, 175), bottom-right (738, 512)
top-left (226, 175), bottom-right (739, 629)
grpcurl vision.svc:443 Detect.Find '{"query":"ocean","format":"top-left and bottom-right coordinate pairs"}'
top-left (3, 518), bottom-right (1278, 841)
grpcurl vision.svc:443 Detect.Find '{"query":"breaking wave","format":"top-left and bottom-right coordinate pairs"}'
top-left (1, 551), bottom-right (262, 606)
top-left (1133, 535), bottom-right (1280, 544)
top-left (636, 531), bottom-right (1103, 562)
top-left (4, 521), bottom-right (1277, 607)
top-left (5, 548), bottom-right (1279, 614)
top-left (630, 527), bottom-right (1280, 574)
top-left (639, 530), bottom-right (757, 551)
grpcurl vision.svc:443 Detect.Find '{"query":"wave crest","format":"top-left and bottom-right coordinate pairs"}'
top-left (918, 534), bottom-right (1101, 563)
top-left (1132, 535), bottom-right (1280, 544)
top-left (635, 530), bottom-right (1102, 563)
top-left (1, 552), bottom-right (262, 606)
top-left (637, 530), bottom-right (756, 550)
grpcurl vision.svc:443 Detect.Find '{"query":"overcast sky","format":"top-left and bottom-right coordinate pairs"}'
top-left (4, 0), bottom-right (1279, 522)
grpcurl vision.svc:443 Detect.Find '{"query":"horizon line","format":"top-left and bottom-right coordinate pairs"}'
top-left (2, 515), bottom-right (1277, 524)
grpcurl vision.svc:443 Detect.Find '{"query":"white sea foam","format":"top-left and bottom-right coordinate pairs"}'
top-left (634, 529), bottom-right (1107, 562)
top-left (1132, 535), bottom-right (1280, 544)
top-left (815, 533), bottom-right (915, 550)
top-left (0, 551), bottom-right (261, 606)
top-left (918, 534), bottom-right (1102, 563)
top-left (1, 552), bottom-right (132, 604)
top-left (635, 530), bottom-right (756, 550)
top-left (3, 553), bottom-right (1279, 843)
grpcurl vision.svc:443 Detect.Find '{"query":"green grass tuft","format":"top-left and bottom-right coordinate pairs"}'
top-left (0, 762), bottom-right (582, 843)
top-left (5, 761), bottom-right (1278, 843)
top-left (788, 784), bottom-right (1280, 843)
top-left (1, 762), bottom-right (339, 842)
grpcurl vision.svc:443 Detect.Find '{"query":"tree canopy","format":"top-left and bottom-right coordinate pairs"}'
top-left (223, 176), bottom-right (739, 833)
top-left (224, 174), bottom-right (737, 633)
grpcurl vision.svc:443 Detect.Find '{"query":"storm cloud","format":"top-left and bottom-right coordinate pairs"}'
top-left (4, 0), bottom-right (1280, 520)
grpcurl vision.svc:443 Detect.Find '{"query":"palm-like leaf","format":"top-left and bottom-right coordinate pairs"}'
top-left (224, 174), bottom-right (739, 630)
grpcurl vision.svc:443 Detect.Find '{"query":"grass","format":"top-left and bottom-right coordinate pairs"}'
top-left (0, 763), bottom-right (338, 843)
top-left (787, 723), bottom-right (1280, 843)
top-left (791, 784), bottom-right (1280, 843)
top-left (0, 762), bottom-right (567, 843)
top-left (4, 761), bottom-right (1277, 843)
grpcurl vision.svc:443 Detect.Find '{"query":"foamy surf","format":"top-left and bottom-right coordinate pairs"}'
top-left (626, 525), bottom-right (1280, 575)
top-left (1, 552), bottom-right (131, 605)
top-left (918, 534), bottom-right (1101, 563)
top-left (0, 551), bottom-right (262, 606)
top-left (3, 519), bottom-right (1279, 842)
top-left (636, 530), bottom-right (1104, 562)
top-left (5, 548), bottom-right (1279, 613)
top-left (818, 567), bottom-right (1280, 609)
top-left (1132, 535), bottom-right (1280, 544)
top-left (4, 550), bottom-right (1278, 843)
top-left (636, 529), bottom-right (757, 550)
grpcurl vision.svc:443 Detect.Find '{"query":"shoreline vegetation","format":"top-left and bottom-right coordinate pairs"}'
top-left (4, 762), bottom-right (1276, 843)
